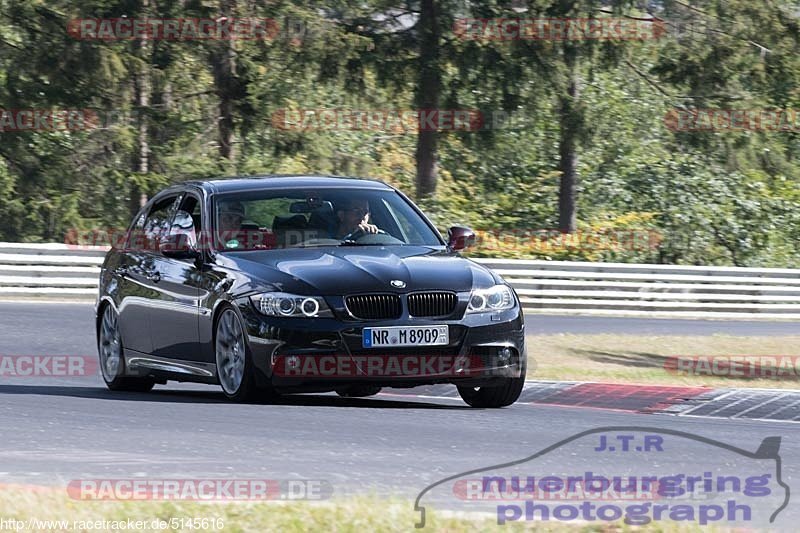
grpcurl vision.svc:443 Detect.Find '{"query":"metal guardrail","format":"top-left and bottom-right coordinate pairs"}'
top-left (2, 243), bottom-right (800, 319)
top-left (471, 258), bottom-right (800, 319)
top-left (0, 243), bottom-right (104, 298)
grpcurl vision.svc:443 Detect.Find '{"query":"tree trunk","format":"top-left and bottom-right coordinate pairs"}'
top-left (414, 0), bottom-right (441, 198)
top-left (130, 0), bottom-right (150, 216)
top-left (558, 52), bottom-right (580, 233)
top-left (213, 0), bottom-right (237, 164)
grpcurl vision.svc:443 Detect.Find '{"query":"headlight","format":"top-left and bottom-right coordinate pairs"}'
top-left (467, 285), bottom-right (515, 313)
top-left (250, 292), bottom-right (333, 318)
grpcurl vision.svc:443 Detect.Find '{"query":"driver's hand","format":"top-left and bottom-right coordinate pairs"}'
top-left (358, 222), bottom-right (379, 234)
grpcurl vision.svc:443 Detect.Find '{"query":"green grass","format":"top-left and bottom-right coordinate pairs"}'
top-left (527, 333), bottom-right (800, 389)
top-left (0, 487), bottom-right (728, 532)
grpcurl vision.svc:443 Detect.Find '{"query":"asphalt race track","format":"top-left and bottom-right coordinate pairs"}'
top-left (3, 301), bottom-right (800, 343)
top-left (1, 301), bottom-right (800, 528)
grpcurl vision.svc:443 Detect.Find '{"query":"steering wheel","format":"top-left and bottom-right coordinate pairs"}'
top-left (341, 227), bottom-right (386, 241)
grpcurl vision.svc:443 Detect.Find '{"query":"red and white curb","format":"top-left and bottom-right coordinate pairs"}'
top-left (381, 381), bottom-right (800, 422)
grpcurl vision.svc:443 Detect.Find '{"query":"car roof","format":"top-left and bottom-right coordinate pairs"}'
top-left (179, 174), bottom-right (395, 194)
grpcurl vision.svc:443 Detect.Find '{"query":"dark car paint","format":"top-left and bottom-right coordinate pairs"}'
top-left (96, 175), bottom-right (526, 392)
top-left (218, 247), bottom-right (496, 295)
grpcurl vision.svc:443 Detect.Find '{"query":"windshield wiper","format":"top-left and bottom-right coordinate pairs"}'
top-left (338, 240), bottom-right (387, 246)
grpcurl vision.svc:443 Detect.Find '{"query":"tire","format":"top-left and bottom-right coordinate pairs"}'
top-left (98, 304), bottom-right (155, 392)
top-left (457, 354), bottom-right (526, 408)
top-left (215, 306), bottom-right (277, 402)
top-left (336, 385), bottom-right (382, 398)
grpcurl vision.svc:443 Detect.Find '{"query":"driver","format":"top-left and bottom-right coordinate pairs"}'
top-left (335, 198), bottom-right (379, 239)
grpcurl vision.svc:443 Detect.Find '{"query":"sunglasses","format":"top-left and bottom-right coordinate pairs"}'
top-left (345, 207), bottom-right (369, 216)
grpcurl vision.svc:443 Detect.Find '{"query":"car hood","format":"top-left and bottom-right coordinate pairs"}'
top-left (218, 246), bottom-right (498, 295)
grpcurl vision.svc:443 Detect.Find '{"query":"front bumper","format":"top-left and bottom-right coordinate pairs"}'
top-left (238, 301), bottom-right (526, 392)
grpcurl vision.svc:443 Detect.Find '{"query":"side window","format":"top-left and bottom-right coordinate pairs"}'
top-left (124, 209), bottom-right (148, 250)
top-left (140, 195), bottom-right (181, 252)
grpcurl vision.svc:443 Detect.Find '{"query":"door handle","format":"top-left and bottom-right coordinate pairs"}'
top-left (146, 271), bottom-right (161, 283)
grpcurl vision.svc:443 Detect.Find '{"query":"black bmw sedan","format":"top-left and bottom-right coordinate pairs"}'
top-left (96, 175), bottom-right (526, 407)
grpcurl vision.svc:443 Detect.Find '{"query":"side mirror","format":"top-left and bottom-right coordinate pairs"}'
top-left (160, 233), bottom-right (200, 259)
top-left (161, 211), bottom-right (200, 259)
top-left (447, 226), bottom-right (476, 252)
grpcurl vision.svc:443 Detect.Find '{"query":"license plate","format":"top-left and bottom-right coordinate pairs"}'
top-left (362, 325), bottom-right (449, 348)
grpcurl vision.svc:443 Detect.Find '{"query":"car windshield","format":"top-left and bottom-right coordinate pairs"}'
top-left (213, 187), bottom-right (443, 251)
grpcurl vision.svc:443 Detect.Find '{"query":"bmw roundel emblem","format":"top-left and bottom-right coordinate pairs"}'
top-left (391, 280), bottom-right (406, 288)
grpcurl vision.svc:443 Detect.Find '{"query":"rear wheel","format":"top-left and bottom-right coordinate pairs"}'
top-left (98, 305), bottom-right (155, 392)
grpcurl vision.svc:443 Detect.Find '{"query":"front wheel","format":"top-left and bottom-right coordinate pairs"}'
top-left (215, 306), bottom-right (277, 402)
top-left (457, 356), bottom-right (526, 408)
top-left (336, 385), bottom-right (382, 398)
top-left (98, 305), bottom-right (155, 392)
top-left (457, 378), bottom-right (524, 408)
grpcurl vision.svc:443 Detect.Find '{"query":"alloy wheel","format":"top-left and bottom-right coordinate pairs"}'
top-left (216, 309), bottom-right (246, 395)
top-left (99, 305), bottom-right (123, 382)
